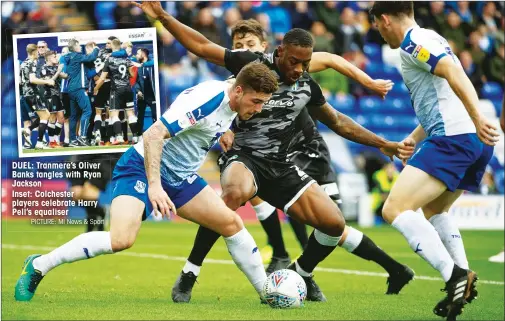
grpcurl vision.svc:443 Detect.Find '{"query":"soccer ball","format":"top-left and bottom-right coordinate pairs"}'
top-left (262, 269), bottom-right (307, 308)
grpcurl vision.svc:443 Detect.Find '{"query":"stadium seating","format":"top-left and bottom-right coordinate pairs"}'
top-left (363, 43), bottom-right (382, 62)
top-left (94, 2), bottom-right (117, 29)
top-left (332, 94), bottom-right (356, 113)
top-left (481, 82), bottom-right (504, 101)
top-left (358, 96), bottom-right (382, 113)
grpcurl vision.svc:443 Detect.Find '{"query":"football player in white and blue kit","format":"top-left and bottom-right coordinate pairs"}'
top-left (14, 62), bottom-right (279, 302)
top-left (370, 2), bottom-right (500, 320)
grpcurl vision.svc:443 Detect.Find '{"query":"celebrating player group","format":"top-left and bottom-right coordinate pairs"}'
top-left (15, 1), bottom-right (500, 321)
top-left (19, 35), bottom-right (156, 150)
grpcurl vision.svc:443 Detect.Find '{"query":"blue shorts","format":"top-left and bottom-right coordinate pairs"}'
top-left (408, 134), bottom-right (494, 192)
top-left (111, 148), bottom-right (207, 219)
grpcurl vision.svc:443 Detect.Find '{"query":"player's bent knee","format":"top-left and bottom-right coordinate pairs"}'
top-left (217, 213), bottom-right (244, 237)
top-left (110, 234), bottom-right (136, 252)
top-left (382, 198), bottom-right (402, 224)
top-left (222, 188), bottom-right (248, 211)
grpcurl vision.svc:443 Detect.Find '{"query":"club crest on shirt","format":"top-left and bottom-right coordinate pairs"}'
top-left (412, 45), bottom-right (430, 63)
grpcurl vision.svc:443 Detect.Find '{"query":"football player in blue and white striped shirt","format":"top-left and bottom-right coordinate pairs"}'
top-left (370, 2), bottom-right (500, 319)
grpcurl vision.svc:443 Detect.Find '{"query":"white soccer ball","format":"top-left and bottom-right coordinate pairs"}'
top-left (262, 269), bottom-right (307, 308)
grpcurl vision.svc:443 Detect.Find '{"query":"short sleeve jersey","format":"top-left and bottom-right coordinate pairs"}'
top-left (224, 49), bottom-right (326, 160)
top-left (103, 56), bottom-right (133, 91)
top-left (38, 64), bottom-right (61, 97)
top-left (400, 26), bottom-right (475, 136)
top-left (134, 80), bottom-right (236, 184)
top-left (20, 58), bottom-right (38, 97)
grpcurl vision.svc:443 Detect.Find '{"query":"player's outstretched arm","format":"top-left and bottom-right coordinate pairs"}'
top-left (309, 52), bottom-right (393, 99)
top-left (143, 121), bottom-right (176, 218)
top-left (434, 56), bottom-right (499, 146)
top-left (79, 47), bottom-right (99, 63)
top-left (132, 1), bottom-right (226, 66)
top-left (310, 102), bottom-right (406, 160)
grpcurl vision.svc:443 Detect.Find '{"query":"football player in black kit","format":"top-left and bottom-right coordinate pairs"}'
top-left (88, 37), bottom-right (116, 146)
top-left (20, 44), bottom-right (57, 150)
top-left (94, 39), bottom-right (137, 145)
top-left (39, 50), bottom-right (67, 148)
top-left (135, 1), bottom-right (416, 303)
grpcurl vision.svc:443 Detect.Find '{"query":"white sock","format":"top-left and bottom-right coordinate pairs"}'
top-left (340, 226), bottom-right (363, 253)
top-left (224, 228), bottom-right (266, 295)
top-left (252, 202), bottom-right (276, 221)
top-left (183, 260), bottom-right (201, 276)
top-left (392, 210), bottom-right (454, 281)
top-left (429, 212), bottom-right (469, 269)
top-left (294, 260), bottom-right (312, 277)
top-left (32, 231), bottom-right (113, 276)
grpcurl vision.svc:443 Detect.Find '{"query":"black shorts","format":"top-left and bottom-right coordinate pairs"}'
top-left (288, 136), bottom-right (341, 204)
top-left (110, 87), bottom-right (134, 111)
top-left (92, 81), bottom-right (111, 110)
top-left (218, 150), bottom-right (315, 213)
top-left (61, 93), bottom-right (70, 119)
top-left (25, 95), bottom-right (47, 112)
top-left (45, 95), bottom-right (64, 113)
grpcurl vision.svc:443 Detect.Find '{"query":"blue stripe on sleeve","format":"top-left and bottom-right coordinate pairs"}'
top-left (428, 53), bottom-right (447, 73)
top-left (191, 91), bottom-right (225, 121)
top-left (160, 116), bottom-right (175, 137)
top-left (164, 90), bottom-right (225, 136)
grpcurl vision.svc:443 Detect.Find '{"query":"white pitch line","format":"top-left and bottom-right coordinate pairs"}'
top-left (3, 244), bottom-right (504, 286)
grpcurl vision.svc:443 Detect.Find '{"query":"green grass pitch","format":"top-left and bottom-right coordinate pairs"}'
top-left (2, 220), bottom-right (504, 320)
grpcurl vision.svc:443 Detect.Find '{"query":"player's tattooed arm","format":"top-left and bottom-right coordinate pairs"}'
top-left (435, 56), bottom-right (499, 146)
top-left (132, 1), bottom-right (226, 66)
top-left (143, 120), bottom-right (176, 217)
top-left (309, 52), bottom-right (393, 99)
top-left (309, 102), bottom-right (401, 159)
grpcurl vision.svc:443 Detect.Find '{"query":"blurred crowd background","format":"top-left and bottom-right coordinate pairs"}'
top-left (2, 2), bottom-right (504, 211)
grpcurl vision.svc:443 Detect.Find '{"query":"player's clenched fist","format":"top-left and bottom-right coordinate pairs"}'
top-left (131, 1), bottom-right (165, 19)
top-left (148, 184), bottom-right (176, 219)
top-left (219, 130), bottom-right (234, 152)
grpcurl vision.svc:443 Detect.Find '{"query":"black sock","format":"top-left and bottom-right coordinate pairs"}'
top-left (93, 119), bottom-right (102, 133)
top-left (107, 121), bottom-right (113, 140)
top-left (128, 122), bottom-right (137, 137)
top-left (297, 231), bottom-right (337, 274)
top-left (38, 121), bottom-right (48, 142)
top-left (113, 121), bottom-right (122, 138)
top-left (351, 234), bottom-right (403, 275)
top-left (260, 210), bottom-right (289, 258)
top-left (187, 226), bottom-right (221, 266)
top-left (121, 121), bottom-right (128, 141)
top-left (55, 122), bottom-right (62, 138)
top-left (29, 118), bottom-right (40, 131)
top-left (47, 124), bottom-right (55, 139)
top-left (289, 218), bottom-right (308, 250)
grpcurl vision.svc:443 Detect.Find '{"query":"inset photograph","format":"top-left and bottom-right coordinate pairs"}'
top-left (13, 27), bottom-right (159, 157)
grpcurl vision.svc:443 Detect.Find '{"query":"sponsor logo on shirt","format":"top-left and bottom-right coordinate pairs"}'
top-left (186, 112), bottom-right (196, 125)
top-left (412, 45), bottom-right (430, 63)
